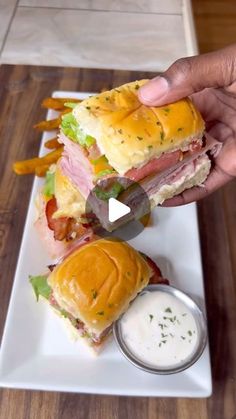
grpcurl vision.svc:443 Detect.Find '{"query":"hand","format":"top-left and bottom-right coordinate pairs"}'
top-left (138, 44), bottom-right (236, 206)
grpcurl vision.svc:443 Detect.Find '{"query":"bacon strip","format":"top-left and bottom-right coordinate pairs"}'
top-left (46, 198), bottom-right (70, 241)
top-left (145, 255), bottom-right (169, 285)
top-left (34, 191), bottom-right (94, 259)
top-left (45, 197), bottom-right (91, 242)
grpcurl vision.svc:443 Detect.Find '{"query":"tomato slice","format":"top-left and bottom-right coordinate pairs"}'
top-left (125, 150), bottom-right (181, 182)
top-left (125, 139), bottom-right (203, 182)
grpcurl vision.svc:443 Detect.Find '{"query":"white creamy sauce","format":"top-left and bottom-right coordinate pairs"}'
top-left (120, 291), bottom-right (198, 367)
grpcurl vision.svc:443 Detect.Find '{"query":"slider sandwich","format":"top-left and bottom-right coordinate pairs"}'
top-left (35, 80), bottom-right (222, 250)
top-left (29, 238), bottom-right (167, 350)
top-left (57, 80), bottom-right (221, 216)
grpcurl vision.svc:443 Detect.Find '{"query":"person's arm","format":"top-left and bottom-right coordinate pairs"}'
top-left (138, 44), bottom-right (236, 205)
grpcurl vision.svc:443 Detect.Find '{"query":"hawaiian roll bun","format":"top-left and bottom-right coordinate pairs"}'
top-left (53, 160), bottom-right (86, 219)
top-left (47, 239), bottom-right (151, 334)
top-left (73, 80), bottom-right (205, 174)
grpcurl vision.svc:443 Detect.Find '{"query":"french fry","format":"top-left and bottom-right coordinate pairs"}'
top-left (41, 98), bottom-right (65, 111)
top-left (33, 117), bottom-right (61, 131)
top-left (33, 108), bottom-right (71, 131)
top-left (13, 147), bottom-right (63, 175)
top-left (13, 95), bottom-right (82, 177)
top-left (35, 164), bottom-right (50, 177)
top-left (41, 97), bottom-right (81, 110)
top-left (56, 98), bottom-right (82, 103)
top-left (44, 137), bottom-right (61, 149)
top-left (60, 108), bottom-right (71, 116)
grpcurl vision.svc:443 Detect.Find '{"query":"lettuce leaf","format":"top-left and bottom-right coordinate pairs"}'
top-left (64, 102), bottom-right (77, 109)
top-left (61, 112), bottom-right (95, 147)
top-left (61, 112), bottom-right (79, 142)
top-left (29, 276), bottom-right (81, 327)
top-left (29, 275), bottom-right (52, 301)
top-left (79, 133), bottom-right (95, 148)
top-left (93, 181), bottom-right (125, 201)
top-left (43, 170), bottom-right (55, 197)
top-left (96, 169), bottom-right (115, 178)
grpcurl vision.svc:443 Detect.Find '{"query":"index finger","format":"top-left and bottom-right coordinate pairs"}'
top-left (138, 44), bottom-right (236, 106)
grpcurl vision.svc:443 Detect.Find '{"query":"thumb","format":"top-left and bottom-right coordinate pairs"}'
top-left (138, 44), bottom-right (236, 106)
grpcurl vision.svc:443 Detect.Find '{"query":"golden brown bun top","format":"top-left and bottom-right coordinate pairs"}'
top-left (73, 80), bottom-right (205, 174)
top-left (48, 238), bottom-right (151, 334)
top-left (53, 160), bottom-right (86, 220)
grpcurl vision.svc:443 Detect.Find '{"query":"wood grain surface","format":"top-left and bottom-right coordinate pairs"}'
top-left (192, 0), bottom-right (236, 53)
top-left (0, 65), bottom-right (236, 419)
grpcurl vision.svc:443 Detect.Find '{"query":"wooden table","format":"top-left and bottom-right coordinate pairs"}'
top-left (192, 0), bottom-right (236, 53)
top-left (0, 65), bottom-right (236, 419)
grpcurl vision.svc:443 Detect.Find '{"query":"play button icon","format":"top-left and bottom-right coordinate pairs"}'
top-left (85, 176), bottom-right (150, 241)
top-left (108, 198), bottom-right (131, 222)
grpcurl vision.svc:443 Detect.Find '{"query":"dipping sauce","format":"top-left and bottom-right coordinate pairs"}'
top-left (120, 290), bottom-right (199, 368)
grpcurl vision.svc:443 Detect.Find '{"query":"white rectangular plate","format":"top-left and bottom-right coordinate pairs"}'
top-left (0, 91), bottom-right (212, 397)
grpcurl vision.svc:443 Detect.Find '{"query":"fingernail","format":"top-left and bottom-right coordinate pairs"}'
top-left (139, 76), bottom-right (169, 103)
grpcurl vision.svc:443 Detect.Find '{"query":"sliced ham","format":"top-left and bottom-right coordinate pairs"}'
top-left (59, 132), bottom-right (94, 199)
top-left (57, 231), bottom-right (95, 262)
top-left (140, 133), bottom-right (221, 197)
top-left (58, 132), bottom-right (221, 232)
top-left (107, 133), bottom-right (222, 228)
top-left (59, 133), bottom-right (207, 197)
